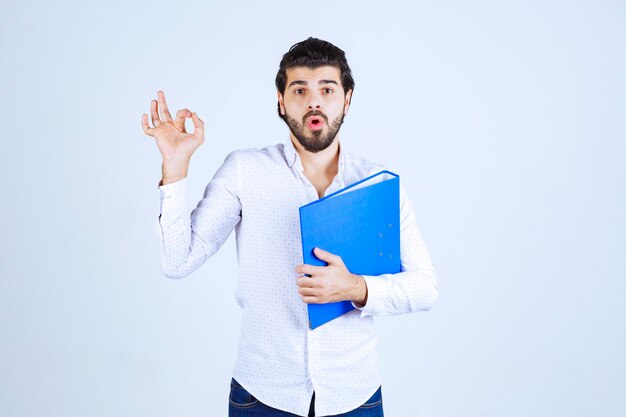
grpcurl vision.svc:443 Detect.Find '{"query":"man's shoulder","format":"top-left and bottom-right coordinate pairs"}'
top-left (344, 150), bottom-right (388, 178)
top-left (224, 142), bottom-right (284, 163)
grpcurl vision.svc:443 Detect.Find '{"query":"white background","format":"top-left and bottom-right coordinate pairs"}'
top-left (1, 0), bottom-right (624, 416)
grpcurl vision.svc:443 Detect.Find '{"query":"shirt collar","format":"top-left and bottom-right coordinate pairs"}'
top-left (282, 135), bottom-right (347, 176)
top-left (283, 136), bottom-right (299, 168)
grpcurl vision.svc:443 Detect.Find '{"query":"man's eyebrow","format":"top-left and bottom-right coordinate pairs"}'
top-left (287, 79), bottom-right (340, 88)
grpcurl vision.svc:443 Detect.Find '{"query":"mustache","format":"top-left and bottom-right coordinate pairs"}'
top-left (303, 110), bottom-right (328, 123)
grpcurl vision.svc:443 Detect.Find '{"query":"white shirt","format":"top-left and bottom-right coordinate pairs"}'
top-left (155, 136), bottom-right (438, 416)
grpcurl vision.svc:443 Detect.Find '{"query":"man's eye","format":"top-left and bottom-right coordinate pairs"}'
top-left (323, 88), bottom-right (334, 94)
top-left (294, 89), bottom-right (304, 94)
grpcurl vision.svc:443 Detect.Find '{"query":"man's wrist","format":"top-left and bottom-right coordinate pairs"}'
top-left (161, 159), bottom-right (190, 186)
top-left (160, 175), bottom-right (187, 186)
top-left (351, 274), bottom-right (368, 307)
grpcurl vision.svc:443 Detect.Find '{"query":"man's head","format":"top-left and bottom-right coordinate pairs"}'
top-left (275, 37), bottom-right (355, 153)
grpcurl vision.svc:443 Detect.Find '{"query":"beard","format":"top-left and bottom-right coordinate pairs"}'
top-left (284, 110), bottom-right (345, 153)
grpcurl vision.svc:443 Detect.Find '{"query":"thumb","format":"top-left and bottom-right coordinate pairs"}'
top-left (313, 247), bottom-right (341, 265)
top-left (190, 112), bottom-right (205, 141)
top-left (174, 109), bottom-right (191, 132)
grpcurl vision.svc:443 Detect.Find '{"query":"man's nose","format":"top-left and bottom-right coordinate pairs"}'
top-left (307, 94), bottom-right (322, 111)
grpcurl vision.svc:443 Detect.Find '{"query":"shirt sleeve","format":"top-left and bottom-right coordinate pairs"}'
top-left (350, 182), bottom-right (438, 316)
top-left (155, 151), bottom-right (242, 279)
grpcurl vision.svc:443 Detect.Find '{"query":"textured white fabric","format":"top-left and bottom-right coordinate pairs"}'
top-left (155, 136), bottom-right (438, 416)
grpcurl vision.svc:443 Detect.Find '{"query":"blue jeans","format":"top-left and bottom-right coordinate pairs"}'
top-left (228, 378), bottom-right (384, 417)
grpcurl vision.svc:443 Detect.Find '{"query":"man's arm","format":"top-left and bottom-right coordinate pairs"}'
top-left (156, 151), bottom-right (242, 279)
top-left (350, 276), bottom-right (368, 307)
top-left (350, 182), bottom-right (438, 317)
top-left (142, 90), bottom-right (241, 279)
top-left (295, 182), bottom-right (438, 314)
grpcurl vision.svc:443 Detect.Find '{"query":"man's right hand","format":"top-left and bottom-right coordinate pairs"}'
top-left (142, 90), bottom-right (205, 185)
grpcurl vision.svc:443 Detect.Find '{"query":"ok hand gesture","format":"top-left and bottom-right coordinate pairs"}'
top-left (141, 90), bottom-right (204, 163)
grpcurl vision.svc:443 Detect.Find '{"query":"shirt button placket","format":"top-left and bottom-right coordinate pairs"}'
top-left (307, 328), bottom-right (319, 388)
top-left (306, 182), bottom-right (318, 201)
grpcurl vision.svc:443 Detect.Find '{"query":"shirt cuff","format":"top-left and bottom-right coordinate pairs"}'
top-left (158, 177), bottom-right (187, 215)
top-left (350, 274), bottom-right (390, 318)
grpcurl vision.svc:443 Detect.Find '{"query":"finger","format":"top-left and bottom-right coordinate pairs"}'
top-left (297, 264), bottom-right (326, 276)
top-left (150, 99), bottom-right (161, 127)
top-left (313, 247), bottom-right (342, 265)
top-left (298, 287), bottom-right (317, 296)
top-left (174, 109), bottom-right (191, 133)
top-left (190, 112), bottom-right (205, 141)
top-left (157, 90), bottom-right (174, 121)
top-left (296, 275), bottom-right (318, 288)
top-left (141, 114), bottom-right (154, 136)
top-left (301, 296), bottom-right (319, 304)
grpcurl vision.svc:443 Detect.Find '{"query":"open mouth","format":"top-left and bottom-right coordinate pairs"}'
top-left (306, 116), bottom-right (324, 130)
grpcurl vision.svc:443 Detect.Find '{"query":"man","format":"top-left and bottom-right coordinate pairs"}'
top-left (142, 37), bottom-right (438, 417)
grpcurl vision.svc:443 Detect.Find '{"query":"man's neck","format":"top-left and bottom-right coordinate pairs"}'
top-left (290, 134), bottom-right (340, 178)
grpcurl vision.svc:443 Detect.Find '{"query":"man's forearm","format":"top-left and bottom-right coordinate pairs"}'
top-left (350, 274), bottom-right (368, 307)
top-left (161, 159), bottom-right (189, 186)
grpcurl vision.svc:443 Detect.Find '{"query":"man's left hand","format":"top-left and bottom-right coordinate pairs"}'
top-left (295, 247), bottom-right (368, 305)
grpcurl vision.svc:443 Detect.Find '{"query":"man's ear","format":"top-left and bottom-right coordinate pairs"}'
top-left (344, 89), bottom-right (353, 115)
top-left (277, 90), bottom-right (286, 116)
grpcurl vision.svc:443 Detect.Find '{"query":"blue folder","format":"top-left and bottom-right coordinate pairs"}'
top-left (299, 170), bottom-right (401, 330)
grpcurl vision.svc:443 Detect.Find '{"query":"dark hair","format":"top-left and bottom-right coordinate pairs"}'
top-left (275, 37), bottom-right (355, 121)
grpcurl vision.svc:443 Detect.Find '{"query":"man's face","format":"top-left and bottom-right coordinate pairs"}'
top-left (277, 65), bottom-right (352, 153)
